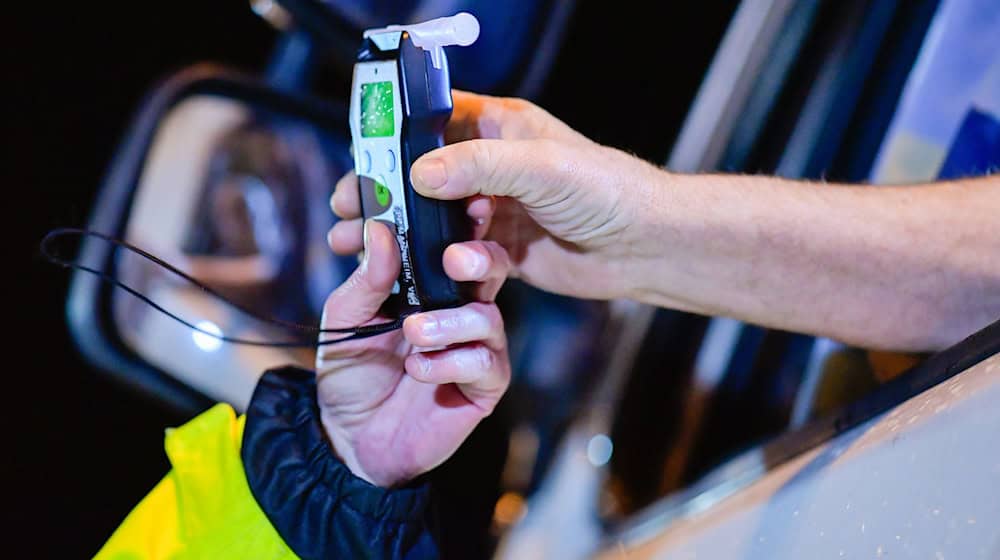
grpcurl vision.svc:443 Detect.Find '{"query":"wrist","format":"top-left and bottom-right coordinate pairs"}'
top-left (321, 415), bottom-right (411, 488)
top-left (242, 368), bottom-right (433, 558)
top-left (619, 161), bottom-right (677, 302)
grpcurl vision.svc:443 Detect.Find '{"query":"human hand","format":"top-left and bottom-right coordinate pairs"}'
top-left (329, 90), bottom-right (666, 301)
top-left (316, 220), bottom-right (511, 488)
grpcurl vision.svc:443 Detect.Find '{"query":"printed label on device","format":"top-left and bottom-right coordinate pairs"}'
top-left (350, 58), bottom-right (420, 306)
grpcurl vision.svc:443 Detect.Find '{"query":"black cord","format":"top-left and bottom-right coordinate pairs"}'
top-left (41, 228), bottom-right (403, 347)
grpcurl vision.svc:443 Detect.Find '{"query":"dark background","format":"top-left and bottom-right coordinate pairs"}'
top-left (9, 1), bottom-right (733, 556)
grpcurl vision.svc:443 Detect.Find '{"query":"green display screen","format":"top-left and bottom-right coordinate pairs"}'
top-left (360, 81), bottom-right (395, 137)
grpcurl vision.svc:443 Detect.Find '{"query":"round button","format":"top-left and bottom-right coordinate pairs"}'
top-left (385, 149), bottom-right (397, 172)
top-left (374, 176), bottom-right (391, 208)
top-left (361, 150), bottom-right (372, 173)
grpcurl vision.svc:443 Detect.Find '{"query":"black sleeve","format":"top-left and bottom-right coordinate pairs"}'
top-left (241, 367), bottom-right (439, 560)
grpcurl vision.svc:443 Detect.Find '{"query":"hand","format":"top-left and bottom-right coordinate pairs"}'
top-left (330, 91), bottom-right (666, 301)
top-left (316, 220), bottom-right (512, 488)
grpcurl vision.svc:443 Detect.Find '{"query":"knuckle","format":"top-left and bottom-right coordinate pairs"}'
top-left (522, 139), bottom-right (562, 188)
top-left (339, 270), bottom-right (363, 294)
top-left (538, 140), bottom-right (578, 184)
top-left (471, 344), bottom-right (495, 371)
top-left (479, 404), bottom-right (496, 417)
top-left (468, 141), bottom-right (503, 191)
top-left (480, 239), bottom-right (502, 256)
top-left (501, 97), bottom-right (536, 116)
top-left (483, 240), bottom-right (510, 269)
top-left (469, 140), bottom-right (495, 172)
top-left (407, 354), bottom-right (431, 381)
top-left (500, 97), bottom-right (548, 139)
top-left (481, 303), bottom-right (504, 334)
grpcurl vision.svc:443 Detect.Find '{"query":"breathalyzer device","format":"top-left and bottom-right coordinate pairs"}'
top-left (349, 13), bottom-right (480, 314)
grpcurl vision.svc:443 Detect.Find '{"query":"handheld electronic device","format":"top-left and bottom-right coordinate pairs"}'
top-left (349, 12), bottom-right (480, 314)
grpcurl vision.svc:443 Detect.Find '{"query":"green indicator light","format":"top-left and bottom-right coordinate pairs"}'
top-left (360, 81), bottom-right (394, 137)
top-left (375, 181), bottom-right (391, 206)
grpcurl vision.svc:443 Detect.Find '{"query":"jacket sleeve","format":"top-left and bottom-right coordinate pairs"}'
top-left (95, 367), bottom-right (438, 560)
top-left (241, 367), bottom-right (440, 560)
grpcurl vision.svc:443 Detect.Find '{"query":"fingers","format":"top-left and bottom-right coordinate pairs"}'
top-left (443, 240), bottom-right (510, 301)
top-left (327, 196), bottom-right (493, 256)
top-left (447, 91), bottom-right (582, 144)
top-left (328, 219), bottom-right (364, 255)
top-left (466, 195), bottom-right (494, 239)
top-left (466, 194), bottom-right (495, 220)
top-left (410, 139), bottom-right (568, 205)
top-left (446, 91), bottom-right (490, 143)
top-left (402, 302), bottom-right (505, 351)
top-left (402, 301), bottom-right (511, 410)
top-left (448, 91), bottom-right (526, 143)
top-left (328, 172), bottom-right (363, 254)
top-left (321, 220), bottom-right (400, 331)
top-left (404, 342), bottom-right (508, 395)
top-left (331, 171), bottom-right (361, 219)
top-left (328, 172), bottom-right (495, 257)
top-left (331, 166), bottom-right (495, 226)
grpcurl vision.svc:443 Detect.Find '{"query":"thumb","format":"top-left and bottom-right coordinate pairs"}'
top-left (321, 220), bottom-right (400, 331)
top-left (410, 139), bottom-right (568, 207)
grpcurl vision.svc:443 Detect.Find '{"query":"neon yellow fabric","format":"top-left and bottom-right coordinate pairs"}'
top-left (94, 404), bottom-right (299, 560)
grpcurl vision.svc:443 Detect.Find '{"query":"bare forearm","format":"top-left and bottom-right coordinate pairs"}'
top-left (398, 94), bottom-right (999, 350)
top-left (630, 173), bottom-right (1000, 351)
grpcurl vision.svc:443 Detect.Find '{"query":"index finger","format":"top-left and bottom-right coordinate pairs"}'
top-left (443, 240), bottom-right (510, 302)
top-left (446, 90), bottom-right (491, 143)
top-left (331, 171), bottom-right (362, 220)
top-left (446, 91), bottom-right (544, 143)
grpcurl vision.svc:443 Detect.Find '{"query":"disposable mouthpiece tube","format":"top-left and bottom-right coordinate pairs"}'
top-left (364, 12), bottom-right (480, 69)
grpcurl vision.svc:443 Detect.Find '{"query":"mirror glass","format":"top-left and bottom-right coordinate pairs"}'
top-left (111, 95), bottom-right (356, 408)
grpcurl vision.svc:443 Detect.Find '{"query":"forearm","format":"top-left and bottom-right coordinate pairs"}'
top-left (630, 173), bottom-right (1000, 351)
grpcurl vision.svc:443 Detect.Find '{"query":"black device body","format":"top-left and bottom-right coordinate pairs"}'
top-left (353, 32), bottom-right (472, 315)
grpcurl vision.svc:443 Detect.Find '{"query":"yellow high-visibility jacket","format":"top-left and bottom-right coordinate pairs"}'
top-left (93, 367), bottom-right (437, 560)
top-left (95, 404), bottom-right (298, 559)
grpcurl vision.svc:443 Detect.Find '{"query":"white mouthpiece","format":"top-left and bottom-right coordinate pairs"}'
top-left (365, 12), bottom-right (480, 69)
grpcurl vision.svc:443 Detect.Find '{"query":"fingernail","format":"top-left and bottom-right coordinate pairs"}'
top-left (419, 315), bottom-right (439, 338)
top-left (414, 354), bottom-right (431, 378)
top-left (413, 159), bottom-right (447, 190)
top-left (455, 245), bottom-right (487, 278)
top-left (360, 221), bottom-right (372, 271)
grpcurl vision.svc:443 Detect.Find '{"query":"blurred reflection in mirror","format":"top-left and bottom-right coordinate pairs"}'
top-left (112, 96), bottom-right (355, 408)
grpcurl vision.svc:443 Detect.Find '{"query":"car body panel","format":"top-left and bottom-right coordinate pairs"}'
top-left (599, 353), bottom-right (1000, 558)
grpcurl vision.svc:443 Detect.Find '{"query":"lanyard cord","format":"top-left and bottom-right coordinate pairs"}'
top-left (41, 228), bottom-right (404, 348)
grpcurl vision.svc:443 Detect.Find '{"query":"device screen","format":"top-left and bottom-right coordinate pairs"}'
top-left (360, 81), bottom-right (395, 137)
